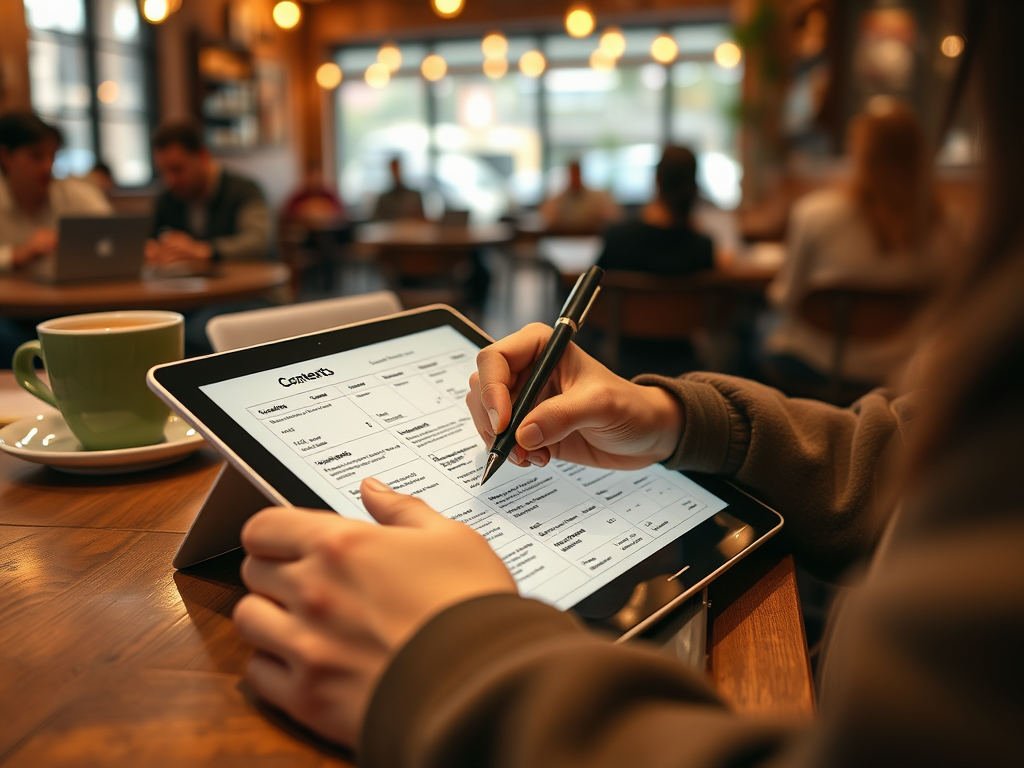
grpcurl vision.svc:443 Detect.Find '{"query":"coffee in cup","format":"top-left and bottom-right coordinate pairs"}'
top-left (12, 311), bottom-right (184, 450)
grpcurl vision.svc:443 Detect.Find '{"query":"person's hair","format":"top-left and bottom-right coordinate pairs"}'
top-left (847, 100), bottom-right (939, 254)
top-left (152, 121), bottom-right (206, 153)
top-left (914, 0), bottom-right (1024, 468)
top-left (0, 112), bottom-right (63, 154)
top-left (655, 146), bottom-right (699, 224)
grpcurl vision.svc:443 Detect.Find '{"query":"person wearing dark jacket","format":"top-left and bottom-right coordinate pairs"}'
top-left (596, 146), bottom-right (713, 275)
top-left (147, 121), bottom-right (270, 267)
top-left (230, 3), bottom-right (1022, 766)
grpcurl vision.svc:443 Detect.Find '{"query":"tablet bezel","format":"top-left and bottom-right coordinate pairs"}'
top-left (149, 305), bottom-right (783, 637)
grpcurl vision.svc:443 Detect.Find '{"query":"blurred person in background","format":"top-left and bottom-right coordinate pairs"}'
top-left (371, 157), bottom-right (425, 222)
top-left (540, 159), bottom-right (621, 232)
top-left (0, 112), bottom-right (110, 273)
top-left (229, 1), bottom-right (1022, 765)
top-left (84, 160), bottom-right (116, 200)
top-left (597, 146), bottom-right (714, 275)
top-left (763, 100), bottom-right (961, 386)
top-left (147, 121), bottom-right (270, 269)
top-left (283, 162), bottom-right (346, 224)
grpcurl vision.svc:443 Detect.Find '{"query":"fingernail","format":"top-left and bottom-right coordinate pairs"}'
top-left (488, 408), bottom-right (500, 432)
top-left (528, 453), bottom-right (546, 467)
top-left (363, 477), bottom-right (391, 492)
top-left (510, 445), bottom-right (523, 463)
top-left (517, 423), bottom-right (543, 450)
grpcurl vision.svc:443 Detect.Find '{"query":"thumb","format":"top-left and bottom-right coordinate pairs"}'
top-left (359, 477), bottom-right (439, 528)
top-left (515, 389), bottom-right (609, 450)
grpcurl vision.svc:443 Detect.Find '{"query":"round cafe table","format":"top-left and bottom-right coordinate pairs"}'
top-left (0, 262), bottom-right (291, 320)
top-left (353, 220), bottom-right (514, 250)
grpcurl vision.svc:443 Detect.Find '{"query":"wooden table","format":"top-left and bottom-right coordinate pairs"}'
top-left (0, 263), bottom-right (291, 319)
top-left (0, 383), bottom-right (812, 766)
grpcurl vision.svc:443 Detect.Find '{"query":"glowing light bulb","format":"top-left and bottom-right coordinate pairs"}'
top-left (482, 32), bottom-right (508, 60)
top-left (714, 41), bottom-right (742, 68)
top-left (599, 28), bottom-right (625, 58)
top-left (483, 57), bottom-right (508, 80)
top-left (565, 6), bottom-right (595, 38)
top-left (316, 63), bottom-right (343, 90)
top-left (365, 63), bottom-right (390, 88)
top-left (272, 1), bottom-right (301, 30)
top-left (141, 0), bottom-right (169, 23)
top-left (651, 34), bottom-right (678, 64)
top-left (589, 48), bottom-right (615, 71)
top-left (940, 35), bottom-right (965, 58)
top-left (432, 0), bottom-right (464, 19)
top-left (518, 50), bottom-right (546, 78)
top-left (421, 54), bottom-right (448, 82)
top-left (97, 80), bottom-right (119, 103)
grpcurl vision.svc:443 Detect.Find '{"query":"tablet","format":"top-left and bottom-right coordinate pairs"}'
top-left (149, 306), bottom-right (782, 639)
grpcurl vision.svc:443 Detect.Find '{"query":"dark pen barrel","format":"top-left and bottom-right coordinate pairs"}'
top-left (491, 322), bottom-right (575, 458)
top-left (561, 266), bottom-right (604, 325)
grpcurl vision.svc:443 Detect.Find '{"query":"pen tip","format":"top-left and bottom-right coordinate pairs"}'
top-left (480, 453), bottom-right (499, 487)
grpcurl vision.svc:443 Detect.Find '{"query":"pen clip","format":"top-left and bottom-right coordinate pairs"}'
top-left (558, 273), bottom-right (585, 318)
top-left (576, 285), bottom-right (601, 330)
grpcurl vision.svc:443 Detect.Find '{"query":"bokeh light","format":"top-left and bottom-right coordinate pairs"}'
top-left (482, 32), bottom-right (508, 60)
top-left (565, 7), bottom-right (595, 38)
top-left (941, 35), bottom-right (965, 58)
top-left (432, 0), bottom-right (464, 19)
top-left (378, 44), bottom-right (402, 73)
top-left (589, 48), bottom-right (616, 71)
top-left (97, 80), bottom-right (119, 103)
top-left (365, 63), bottom-right (390, 88)
top-left (483, 57), bottom-right (508, 80)
top-left (421, 54), bottom-right (448, 82)
top-left (599, 28), bottom-right (626, 59)
top-left (651, 34), bottom-right (678, 64)
top-left (714, 41), bottom-right (742, 68)
top-left (518, 50), bottom-right (546, 78)
top-left (272, 1), bottom-right (301, 30)
top-left (316, 63), bottom-right (342, 89)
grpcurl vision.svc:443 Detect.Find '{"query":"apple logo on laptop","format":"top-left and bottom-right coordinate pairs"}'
top-left (95, 237), bottom-right (114, 258)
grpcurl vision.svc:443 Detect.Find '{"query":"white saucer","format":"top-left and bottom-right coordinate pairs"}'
top-left (0, 413), bottom-right (206, 475)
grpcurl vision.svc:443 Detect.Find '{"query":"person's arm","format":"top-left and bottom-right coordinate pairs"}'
top-left (766, 196), bottom-right (816, 311)
top-left (211, 198), bottom-right (271, 261)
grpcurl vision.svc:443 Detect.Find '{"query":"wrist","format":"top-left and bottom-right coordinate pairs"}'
top-left (640, 384), bottom-right (685, 463)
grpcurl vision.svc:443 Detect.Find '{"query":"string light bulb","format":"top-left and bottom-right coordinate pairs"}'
top-left (713, 41), bottom-right (742, 68)
top-left (650, 33), bottom-right (678, 64)
top-left (421, 54), bottom-right (448, 82)
top-left (432, 0), bottom-right (464, 19)
top-left (940, 35), bottom-right (965, 58)
top-left (272, 1), bottom-right (301, 30)
top-left (316, 63), bottom-right (343, 89)
top-left (565, 5), bottom-right (595, 38)
top-left (481, 32), bottom-right (508, 60)
top-left (599, 27), bottom-right (626, 58)
top-left (365, 63), bottom-right (390, 88)
top-left (519, 50), bottom-right (546, 78)
top-left (483, 57), bottom-right (508, 80)
top-left (378, 44), bottom-right (402, 73)
top-left (140, 0), bottom-right (181, 24)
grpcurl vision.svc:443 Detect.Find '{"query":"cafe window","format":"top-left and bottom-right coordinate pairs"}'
top-left (23, 0), bottom-right (155, 186)
top-left (332, 23), bottom-right (742, 220)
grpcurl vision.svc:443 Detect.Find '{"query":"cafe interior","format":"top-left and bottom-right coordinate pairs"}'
top-left (2, 0), bottom-right (1020, 766)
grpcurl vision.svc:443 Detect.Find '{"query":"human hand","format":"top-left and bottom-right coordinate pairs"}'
top-left (12, 227), bottom-right (57, 267)
top-left (233, 477), bottom-right (517, 747)
top-left (145, 230), bottom-right (213, 265)
top-left (468, 323), bottom-right (684, 470)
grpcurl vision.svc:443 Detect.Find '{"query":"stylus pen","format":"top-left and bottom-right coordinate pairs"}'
top-left (480, 265), bottom-right (605, 487)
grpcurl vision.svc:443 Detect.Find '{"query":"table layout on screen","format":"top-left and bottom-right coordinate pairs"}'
top-left (200, 326), bottom-right (725, 610)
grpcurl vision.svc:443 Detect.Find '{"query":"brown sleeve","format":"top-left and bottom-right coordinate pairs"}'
top-left (633, 373), bottom-right (915, 579)
top-left (360, 594), bottom-right (801, 768)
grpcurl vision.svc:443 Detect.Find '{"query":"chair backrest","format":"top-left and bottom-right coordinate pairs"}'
top-left (798, 283), bottom-right (931, 342)
top-left (206, 291), bottom-right (403, 352)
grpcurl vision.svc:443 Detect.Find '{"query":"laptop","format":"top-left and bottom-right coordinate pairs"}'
top-left (32, 215), bottom-right (149, 284)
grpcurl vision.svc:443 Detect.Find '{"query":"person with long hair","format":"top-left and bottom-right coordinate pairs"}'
top-left (597, 145), bottom-right (714, 274)
top-left (763, 100), bottom-right (961, 385)
top-left (230, 2), bottom-right (1021, 765)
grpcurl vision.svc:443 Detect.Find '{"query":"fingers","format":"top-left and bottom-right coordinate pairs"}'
top-left (234, 592), bottom-right (303, 662)
top-left (466, 373), bottom-right (495, 446)
top-left (475, 324), bottom-right (552, 433)
top-left (241, 507), bottom-right (335, 560)
top-left (246, 650), bottom-right (295, 710)
top-left (359, 478), bottom-right (442, 528)
top-left (515, 389), bottom-right (610, 451)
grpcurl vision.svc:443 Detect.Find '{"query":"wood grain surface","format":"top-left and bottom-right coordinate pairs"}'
top-left (0, 263), bottom-right (290, 319)
top-left (0, 437), bottom-right (812, 764)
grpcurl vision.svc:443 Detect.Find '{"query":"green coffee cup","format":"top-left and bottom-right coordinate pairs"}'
top-left (12, 310), bottom-right (184, 451)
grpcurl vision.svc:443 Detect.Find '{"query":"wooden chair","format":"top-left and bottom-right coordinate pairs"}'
top-left (375, 247), bottom-right (474, 310)
top-left (794, 281), bottom-right (932, 403)
top-left (585, 270), bottom-right (738, 372)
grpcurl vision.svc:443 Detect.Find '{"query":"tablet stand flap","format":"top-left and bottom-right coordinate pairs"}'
top-left (172, 462), bottom-right (270, 569)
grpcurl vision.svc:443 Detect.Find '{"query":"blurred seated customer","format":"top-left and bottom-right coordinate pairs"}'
top-left (540, 159), bottom-right (621, 232)
top-left (763, 100), bottom-right (961, 385)
top-left (371, 157), bottom-right (425, 222)
top-left (84, 161), bottom-right (115, 200)
top-left (597, 147), bottom-right (714, 275)
top-left (283, 162), bottom-right (346, 224)
top-left (0, 112), bottom-right (111, 273)
top-left (147, 121), bottom-right (270, 269)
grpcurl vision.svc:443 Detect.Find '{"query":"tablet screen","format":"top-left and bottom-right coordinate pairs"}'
top-left (199, 324), bottom-right (728, 611)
